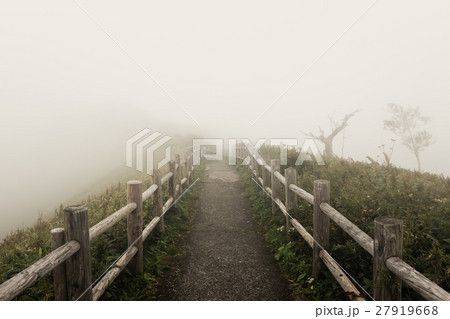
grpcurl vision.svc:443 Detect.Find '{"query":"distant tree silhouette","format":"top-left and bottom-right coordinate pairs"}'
top-left (305, 110), bottom-right (360, 157)
top-left (384, 103), bottom-right (433, 172)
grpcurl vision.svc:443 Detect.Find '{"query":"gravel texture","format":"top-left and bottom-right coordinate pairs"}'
top-left (173, 161), bottom-right (289, 300)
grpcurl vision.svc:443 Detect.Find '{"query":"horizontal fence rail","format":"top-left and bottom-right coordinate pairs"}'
top-left (0, 147), bottom-right (196, 301)
top-left (0, 241), bottom-right (81, 301)
top-left (89, 203), bottom-right (137, 241)
top-left (92, 246), bottom-right (138, 301)
top-left (236, 144), bottom-right (450, 301)
top-left (385, 257), bottom-right (450, 301)
top-left (319, 202), bottom-right (374, 256)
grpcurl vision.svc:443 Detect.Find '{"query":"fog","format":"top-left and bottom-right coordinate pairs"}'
top-left (1, 0), bottom-right (450, 239)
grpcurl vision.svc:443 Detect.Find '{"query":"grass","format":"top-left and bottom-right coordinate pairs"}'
top-left (0, 165), bottom-right (203, 301)
top-left (2, 152), bottom-right (448, 301)
top-left (237, 151), bottom-right (450, 301)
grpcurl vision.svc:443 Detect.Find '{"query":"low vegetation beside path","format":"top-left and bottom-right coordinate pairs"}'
top-left (0, 168), bottom-right (202, 301)
top-left (238, 154), bottom-right (450, 300)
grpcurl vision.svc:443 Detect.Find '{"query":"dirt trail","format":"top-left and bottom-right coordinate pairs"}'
top-left (173, 161), bottom-right (289, 300)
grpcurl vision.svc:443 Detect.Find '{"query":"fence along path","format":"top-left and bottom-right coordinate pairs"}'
top-left (2, 143), bottom-right (450, 301)
top-left (0, 149), bottom-right (195, 301)
top-left (236, 144), bottom-right (450, 301)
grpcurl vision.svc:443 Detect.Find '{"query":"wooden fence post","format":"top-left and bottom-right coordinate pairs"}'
top-left (285, 167), bottom-right (297, 211)
top-left (183, 159), bottom-right (188, 187)
top-left (181, 158), bottom-right (185, 187)
top-left (285, 167), bottom-right (297, 235)
top-left (51, 228), bottom-right (67, 301)
top-left (262, 165), bottom-right (269, 189)
top-left (251, 158), bottom-right (255, 176)
top-left (258, 161), bottom-right (263, 179)
top-left (169, 160), bottom-right (176, 199)
top-left (191, 150), bottom-right (195, 174)
top-left (374, 217), bottom-right (403, 300)
top-left (64, 205), bottom-right (92, 301)
top-left (313, 180), bottom-right (330, 277)
top-left (179, 160), bottom-right (185, 190)
top-left (153, 170), bottom-right (165, 232)
top-left (175, 154), bottom-right (181, 198)
top-left (255, 159), bottom-right (259, 178)
top-left (127, 180), bottom-right (143, 275)
top-left (271, 159), bottom-right (280, 215)
top-left (186, 156), bottom-right (191, 186)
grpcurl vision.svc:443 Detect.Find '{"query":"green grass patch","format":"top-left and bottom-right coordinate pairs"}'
top-left (237, 153), bottom-right (450, 301)
top-left (0, 166), bottom-right (203, 301)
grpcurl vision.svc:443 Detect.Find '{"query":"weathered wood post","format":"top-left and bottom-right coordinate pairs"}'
top-left (190, 149), bottom-right (195, 174)
top-left (169, 160), bottom-right (176, 199)
top-left (186, 155), bottom-right (191, 186)
top-left (251, 157), bottom-right (255, 176)
top-left (258, 160), bottom-right (263, 179)
top-left (245, 147), bottom-right (251, 172)
top-left (262, 165), bottom-right (270, 189)
top-left (183, 159), bottom-right (188, 186)
top-left (374, 217), bottom-right (403, 300)
top-left (127, 180), bottom-right (143, 275)
top-left (313, 180), bottom-right (330, 277)
top-left (285, 168), bottom-right (297, 211)
top-left (175, 154), bottom-right (181, 198)
top-left (153, 170), bottom-right (165, 232)
top-left (64, 205), bottom-right (92, 301)
top-left (285, 167), bottom-right (297, 234)
top-left (51, 228), bottom-right (67, 301)
top-left (185, 158), bottom-right (188, 180)
top-left (271, 159), bottom-right (280, 215)
top-left (179, 159), bottom-right (185, 189)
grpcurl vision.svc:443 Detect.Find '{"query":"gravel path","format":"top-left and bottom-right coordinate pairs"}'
top-left (173, 161), bottom-right (289, 300)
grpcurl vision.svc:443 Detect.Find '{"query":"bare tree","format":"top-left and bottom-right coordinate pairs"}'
top-left (384, 103), bottom-right (433, 172)
top-left (304, 110), bottom-right (360, 157)
top-left (373, 139), bottom-right (396, 167)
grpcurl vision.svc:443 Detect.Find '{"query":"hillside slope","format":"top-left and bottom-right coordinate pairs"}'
top-left (240, 152), bottom-right (450, 300)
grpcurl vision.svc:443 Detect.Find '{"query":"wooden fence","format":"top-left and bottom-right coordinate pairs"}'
top-left (2, 143), bottom-right (449, 301)
top-left (236, 144), bottom-right (450, 301)
top-left (0, 150), bottom-right (195, 301)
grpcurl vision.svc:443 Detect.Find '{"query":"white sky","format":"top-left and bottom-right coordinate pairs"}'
top-left (1, 0), bottom-right (450, 237)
